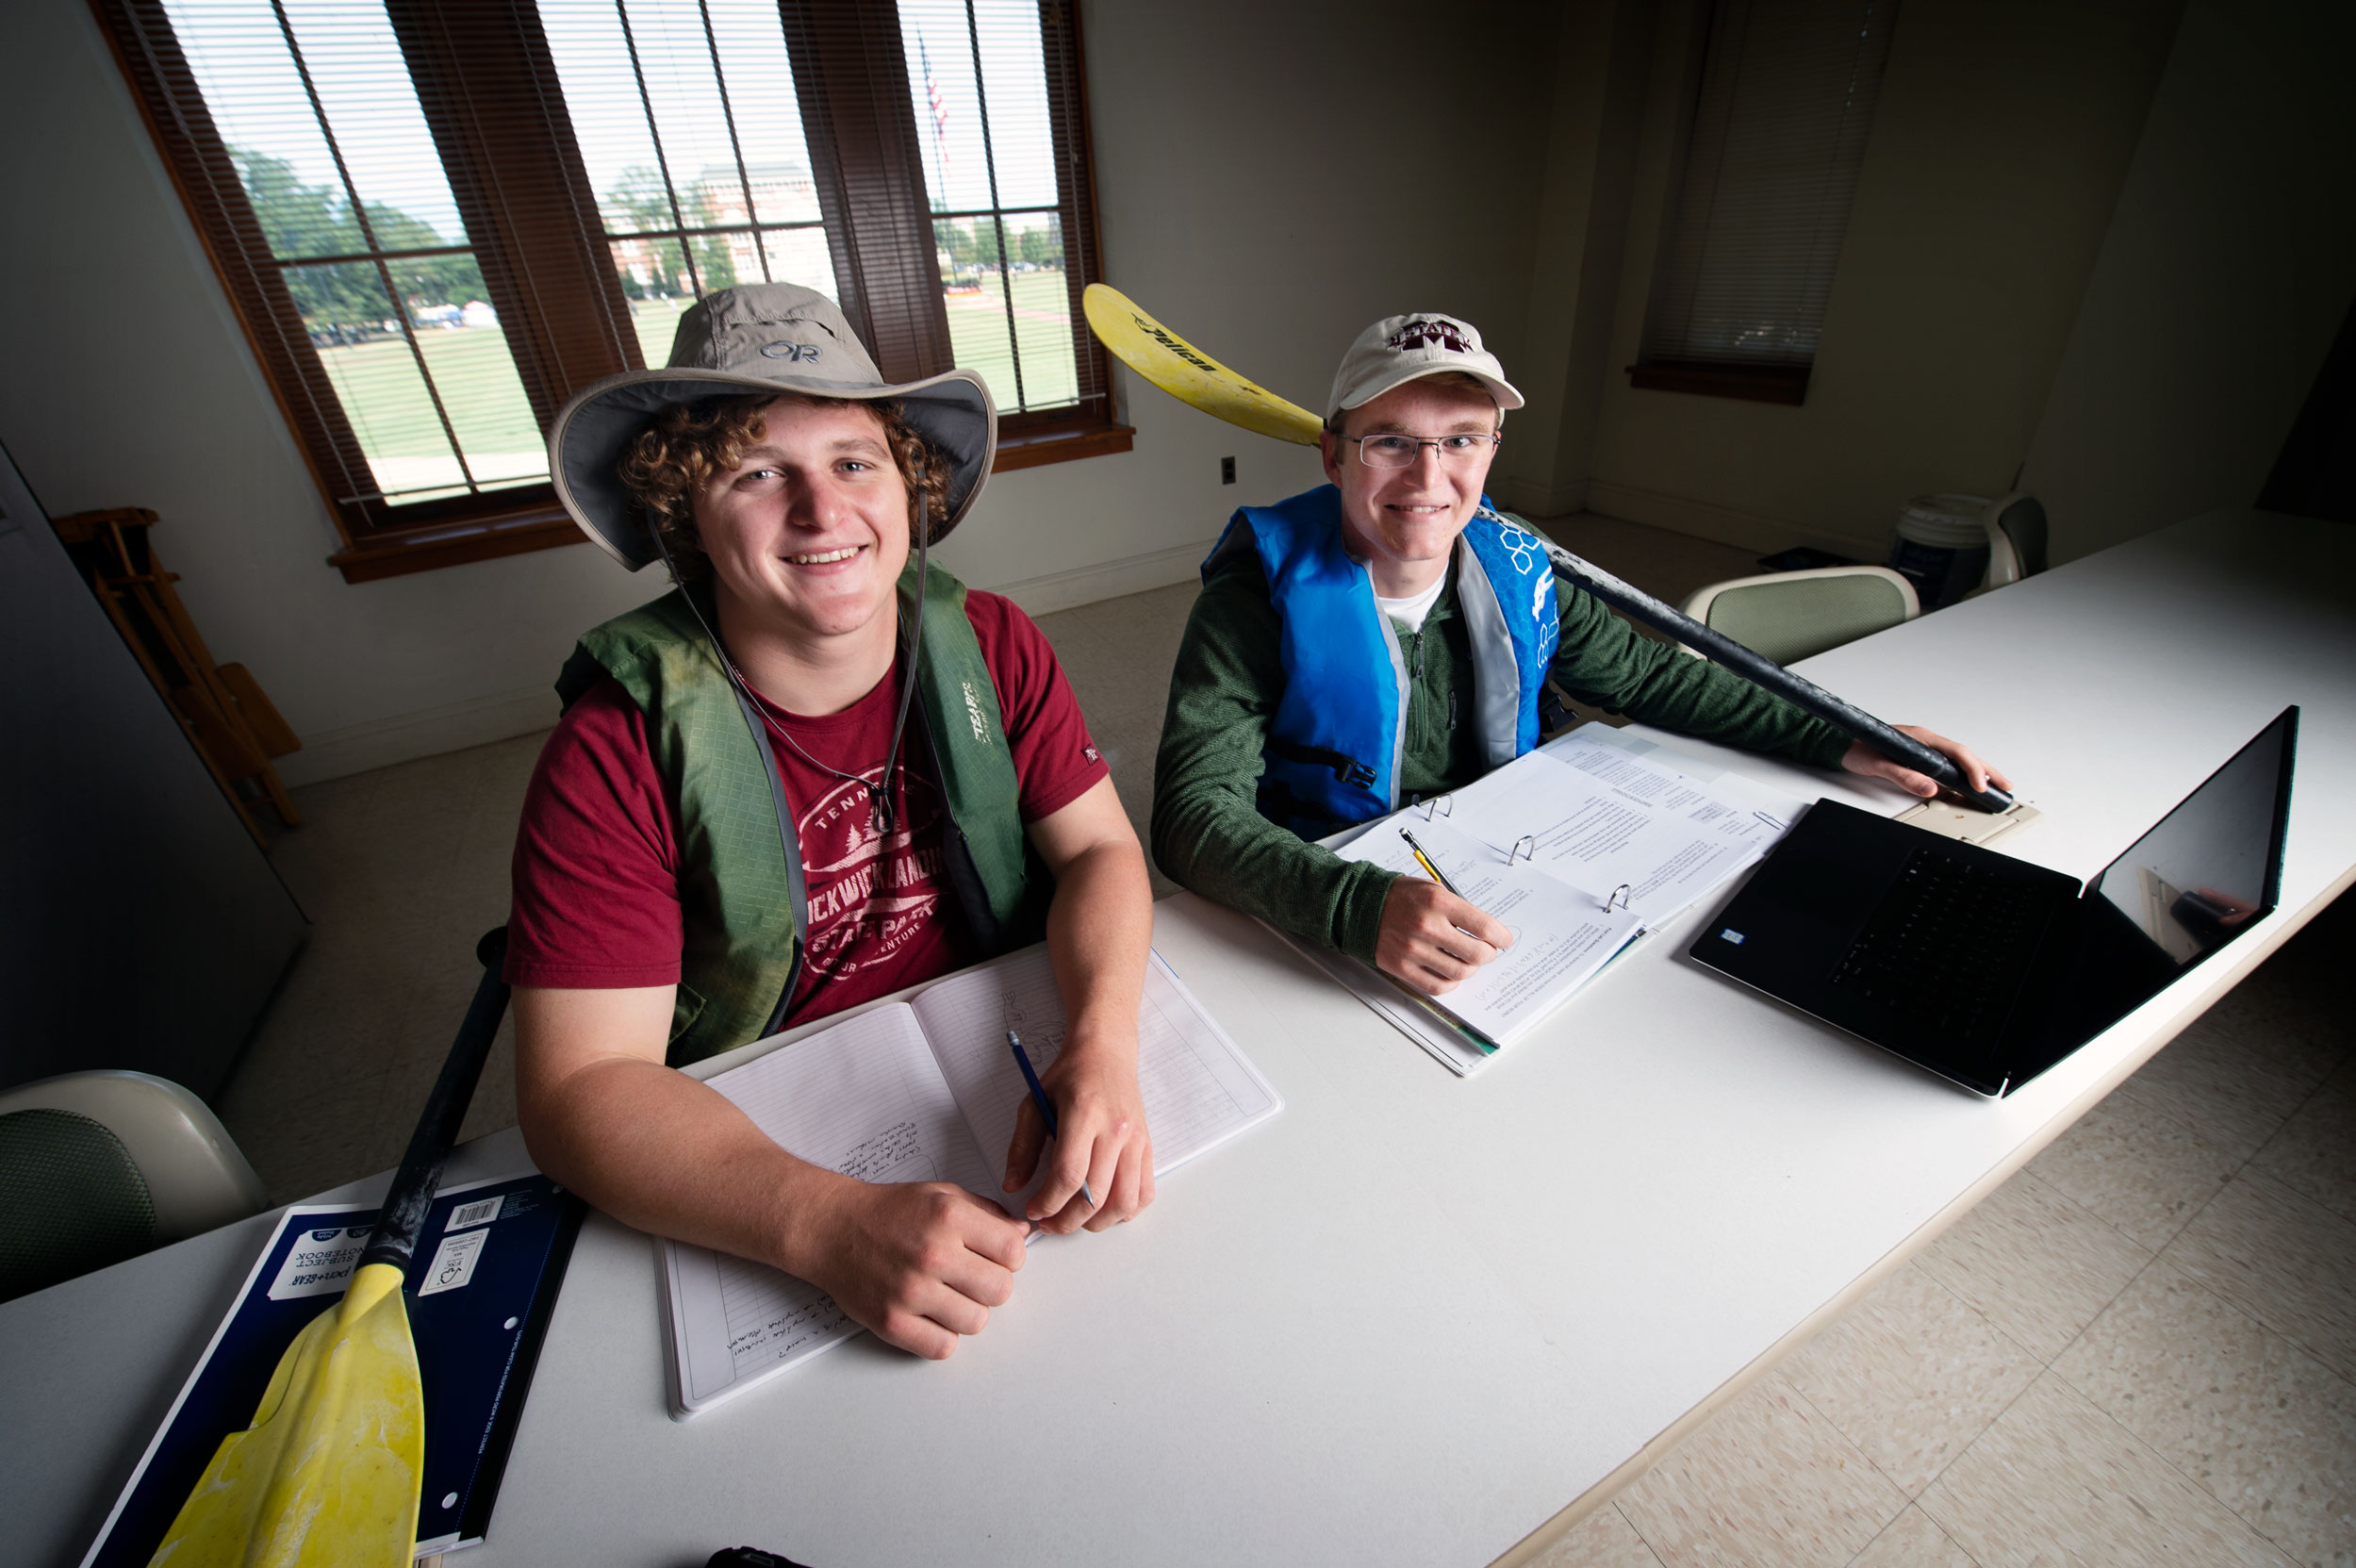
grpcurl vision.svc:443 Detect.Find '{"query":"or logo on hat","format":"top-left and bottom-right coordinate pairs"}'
top-left (759, 339), bottom-right (823, 362)
top-left (1388, 318), bottom-right (1474, 355)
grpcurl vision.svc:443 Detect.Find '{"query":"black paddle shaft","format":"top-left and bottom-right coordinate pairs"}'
top-left (359, 927), bottom-right (513, 1275)
top-left (1528, 533), bottom-right (2016, 814)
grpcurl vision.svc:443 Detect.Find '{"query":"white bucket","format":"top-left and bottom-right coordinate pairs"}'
top-left (1888, 492), bottom-right (1989, 608)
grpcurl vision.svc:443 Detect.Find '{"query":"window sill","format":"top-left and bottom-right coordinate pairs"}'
top-left (326, 417), bottom-right (1137, 583)
top-left (1625, 360), bottom-right (1811, 405)
top-left (992, 417), bottom-right (1134, 473)
top-left (329, 503), bottom-right (583, 584)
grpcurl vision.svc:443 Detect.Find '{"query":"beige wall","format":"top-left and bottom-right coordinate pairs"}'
top-left (1572, 0), bottom-right (2182, 556)
top-left (2018, 0), bottom-right (2356, 563)
top-left (1490, 0), bottom-right (1658, 519)
top-left (13, 0), bottom-right (2339, 783)
top-left (0, 0), bottom-right (1564, 782)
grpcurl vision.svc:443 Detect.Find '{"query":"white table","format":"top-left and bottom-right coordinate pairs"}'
top-left (8, 509), bottom-right (2352, 1568)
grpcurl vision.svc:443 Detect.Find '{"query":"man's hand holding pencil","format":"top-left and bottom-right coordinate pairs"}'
top-left (1377, 830), bottom-right (1515, 995)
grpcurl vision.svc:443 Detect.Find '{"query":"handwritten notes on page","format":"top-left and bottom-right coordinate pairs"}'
top-left (912, 947), bottom-right (1281, 1186)
top-left (666, 1005), bottom-right (997, 1413)
top-left (662, 945), bottom-right (1280, 1417)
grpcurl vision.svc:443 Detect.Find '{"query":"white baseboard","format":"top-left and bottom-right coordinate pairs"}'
top-left (1586, 480), bottom-right (1884, 558)
top-left (976, 536), bottom-right (1217, 618)
top-left (274, 683), bottom-right (560, 788)
top-left (1488, 475), bottom-right (1590, 520)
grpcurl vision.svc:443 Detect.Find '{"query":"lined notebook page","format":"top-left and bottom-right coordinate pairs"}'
top-left (667, 1004), bottom-right (999, 1412)
top-left (910, 948), bottom-right (1282, 1183)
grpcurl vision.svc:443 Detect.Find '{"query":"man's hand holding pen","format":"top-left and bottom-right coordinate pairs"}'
top-left (1003, 1024), bottom-right (1156, 1235)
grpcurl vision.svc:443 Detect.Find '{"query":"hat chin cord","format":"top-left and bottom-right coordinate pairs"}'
top-left (647, 496), bottom-right (931, 836)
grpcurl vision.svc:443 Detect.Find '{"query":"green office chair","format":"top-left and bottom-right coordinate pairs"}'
top-left (1678, 565), bottom-right (1920, 666)
top-left (0, 1070), bottom-right (265, 1301)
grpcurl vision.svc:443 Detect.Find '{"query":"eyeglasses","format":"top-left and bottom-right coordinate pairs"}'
top-left (1340, 431), bottom-right (1502, 468)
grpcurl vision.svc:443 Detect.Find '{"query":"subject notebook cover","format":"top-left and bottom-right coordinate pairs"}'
top-left (80, 1170), bottom-right (583, 1565)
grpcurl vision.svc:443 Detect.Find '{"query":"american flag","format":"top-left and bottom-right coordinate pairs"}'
top-left (920, 39), bottom-right (949, 139)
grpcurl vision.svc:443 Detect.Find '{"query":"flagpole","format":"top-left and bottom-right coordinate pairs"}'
top-left (918, 37), bottom-right (950, 210)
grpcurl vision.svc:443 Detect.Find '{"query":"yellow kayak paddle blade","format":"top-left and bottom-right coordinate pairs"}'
top-left (1082, 283), bottom-right (1323, 446)
top-left (150, 1263), bottom-right (423, 1568)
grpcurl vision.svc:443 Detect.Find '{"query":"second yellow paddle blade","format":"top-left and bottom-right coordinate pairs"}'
top-left (150, 1263), bottom-right (423, 1568)
top-left (1082, 283), bottom-right (1323, 446)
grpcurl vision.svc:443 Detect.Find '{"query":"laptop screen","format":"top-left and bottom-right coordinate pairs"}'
top-left (2086, 707), bottom-right (2297, 967)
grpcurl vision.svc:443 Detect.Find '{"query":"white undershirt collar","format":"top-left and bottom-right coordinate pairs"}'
top-left (1375, 561), bottom-right (1449, 633)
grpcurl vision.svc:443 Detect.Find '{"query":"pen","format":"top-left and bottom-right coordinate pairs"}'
top-left (1006, 1029), bottom-right (1096, 1210)
top-left (1398, 827), bottom-right (1464, 897)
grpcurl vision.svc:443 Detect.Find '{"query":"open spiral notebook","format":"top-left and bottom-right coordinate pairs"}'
top-left (659, 944), bottom-right (1281, 1416)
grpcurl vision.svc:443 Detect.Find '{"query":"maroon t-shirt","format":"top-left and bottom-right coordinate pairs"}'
top-left (507, 590), bottom-right (1108, 1029)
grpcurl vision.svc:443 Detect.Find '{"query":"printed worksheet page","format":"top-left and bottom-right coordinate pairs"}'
top-left (909, 947), bottom-right (1282, 1186)
top-left (1335, 817), bottom-right (1647, 1047)
top-left (1446, 727), bottom-right (1803, 921)
top-left (665, 1003), bottom-right (999, 1414)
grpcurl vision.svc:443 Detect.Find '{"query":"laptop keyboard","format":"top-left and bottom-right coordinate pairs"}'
top-left (1829, 849), bottom-right (2050, 1037)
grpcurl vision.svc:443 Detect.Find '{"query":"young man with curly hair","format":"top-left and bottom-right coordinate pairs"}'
top-left (509, 284), bottom-right (1153, 1361)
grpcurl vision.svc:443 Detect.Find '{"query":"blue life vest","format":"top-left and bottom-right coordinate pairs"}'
top-left (1203, 485), bottom-right (1560, 837)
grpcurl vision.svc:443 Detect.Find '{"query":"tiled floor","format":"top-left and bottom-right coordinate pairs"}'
top-left (221, 512), bottom-right (2354, 1567)
top-left (1537, 900), bottom-right (2355, 1568)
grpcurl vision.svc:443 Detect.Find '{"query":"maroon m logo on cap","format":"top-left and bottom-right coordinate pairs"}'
top-left (1388, 318), bottom-right (1472, 355)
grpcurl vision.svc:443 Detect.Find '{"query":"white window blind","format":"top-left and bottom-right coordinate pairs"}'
top-left (1639, 0), bottom-right (1896, 382)
top-left (161, 0), bottom-right (555, 509)
top-left (900, 0), bottom-right (1078, 415)
top-left (536, 0), bottom-right (839, 367)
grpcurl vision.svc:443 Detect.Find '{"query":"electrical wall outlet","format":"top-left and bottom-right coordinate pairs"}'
top-left (1220, 456), bottom-right (1236, 485)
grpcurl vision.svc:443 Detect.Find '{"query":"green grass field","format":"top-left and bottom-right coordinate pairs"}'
top-left (630, 296), bottom-right (695, 368)
top-left (946, 270), bottom-right (1079, 412)
top-left (315, 282), bottom-right (1075, 498)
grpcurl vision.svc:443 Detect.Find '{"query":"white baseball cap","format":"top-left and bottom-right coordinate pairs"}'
top-left (1326, 311), bottom-right (1524, 420)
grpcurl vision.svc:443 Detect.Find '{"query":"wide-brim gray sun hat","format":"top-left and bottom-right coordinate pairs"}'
top-left (549, 282), bottom-right (997, 570)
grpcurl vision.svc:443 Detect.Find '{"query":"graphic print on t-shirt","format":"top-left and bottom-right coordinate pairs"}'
top-left (504, 591), bottom-right (1112, 1026)
top-left (797, 764), bottom-right (950, 978)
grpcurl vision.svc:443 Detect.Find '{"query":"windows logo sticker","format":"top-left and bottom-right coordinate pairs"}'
top-left (1720, 929), bottom-right (1745, 944)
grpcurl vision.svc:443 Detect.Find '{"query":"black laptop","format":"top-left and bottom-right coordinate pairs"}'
top-left (1692, 707), bottom-right (2298, 1097)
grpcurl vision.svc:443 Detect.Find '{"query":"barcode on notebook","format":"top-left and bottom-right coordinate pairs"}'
top-left (446, 1195), bottom-right (504, 1231)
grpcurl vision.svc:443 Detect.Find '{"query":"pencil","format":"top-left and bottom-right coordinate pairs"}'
top-left (1398, 827), bottom-right (1464, 897)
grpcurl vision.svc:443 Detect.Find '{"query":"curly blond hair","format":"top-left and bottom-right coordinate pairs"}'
top-left (616, 392), bottom-right (955, 579)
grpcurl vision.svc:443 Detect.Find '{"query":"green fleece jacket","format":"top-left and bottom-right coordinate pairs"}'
top-left (1150, 549), bottom-right (1853, 962)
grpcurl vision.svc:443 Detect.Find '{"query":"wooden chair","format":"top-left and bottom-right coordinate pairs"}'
top-left (50, 508), bottom-right (302, 847)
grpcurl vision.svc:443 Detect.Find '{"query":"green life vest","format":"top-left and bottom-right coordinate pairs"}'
top-left (555, 562), bottom-right (1050, 1065)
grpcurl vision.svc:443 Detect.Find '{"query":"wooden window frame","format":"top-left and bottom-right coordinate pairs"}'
top-left (1624, 359), bottom-right (1811, 404)
top-left (91, 0), bottom-right (1127, 584)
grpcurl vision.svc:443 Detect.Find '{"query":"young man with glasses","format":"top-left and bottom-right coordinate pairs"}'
top-left (1152, 311), bottom-right (2004, 995)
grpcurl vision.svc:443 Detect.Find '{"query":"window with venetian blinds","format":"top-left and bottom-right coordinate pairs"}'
top-left (1631, 0), bottom-right (1897, 404)
top-left (94, 0), bottom-right (1116, 581)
